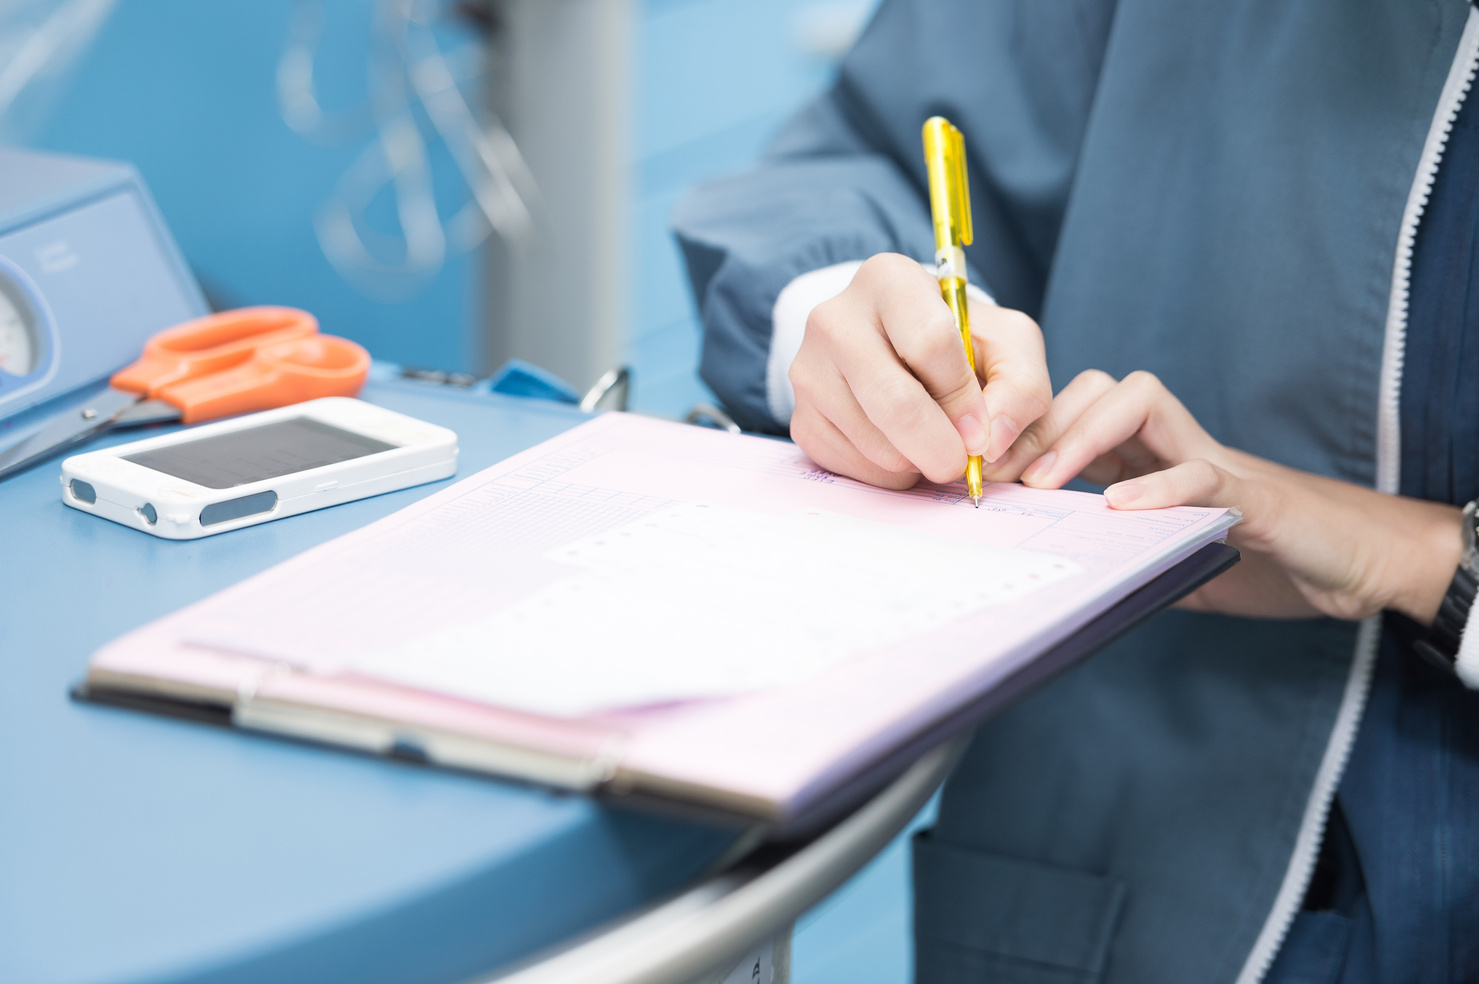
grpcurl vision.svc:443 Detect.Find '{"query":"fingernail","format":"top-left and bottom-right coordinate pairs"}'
top-left (1106, 482), bottom-right (1143, 505)
top-left (985, 415), bottom-right (1021, 463)
top-left (956, 413), bottom-right (987, 454)
top-left (1021, 450), bottom-right (1057, 484)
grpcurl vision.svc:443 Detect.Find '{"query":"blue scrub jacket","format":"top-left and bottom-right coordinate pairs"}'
top-left (672, 1), bottom-right (1474, 981)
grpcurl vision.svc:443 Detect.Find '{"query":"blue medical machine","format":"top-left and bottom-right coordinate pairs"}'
top-left (0, 146), bottom-right (206, 436)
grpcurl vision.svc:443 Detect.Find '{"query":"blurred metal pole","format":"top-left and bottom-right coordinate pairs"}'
top-left (483, 0), bottom-right (631, 390)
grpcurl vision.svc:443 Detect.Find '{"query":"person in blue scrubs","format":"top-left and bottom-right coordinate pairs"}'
top-left (674, 1), bottom-right (1479, 980)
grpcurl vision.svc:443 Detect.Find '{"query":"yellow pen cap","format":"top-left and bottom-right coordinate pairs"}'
top-left (949, 125), bottom-right (972, 246)
top-left (922, 116), bottom-right (973, 249)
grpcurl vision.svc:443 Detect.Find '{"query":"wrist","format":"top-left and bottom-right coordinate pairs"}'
top-left (769, 261), bottom-right (867, 425)
top-left (1386, 499), bottom-right (1465, 625)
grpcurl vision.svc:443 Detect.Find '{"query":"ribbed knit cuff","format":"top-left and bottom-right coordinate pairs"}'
top-left (1457, 603), bottom-right (1479, 689)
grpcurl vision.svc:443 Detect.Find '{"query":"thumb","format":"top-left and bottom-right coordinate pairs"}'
top-left (927, 350), bottom-right (991, 457)
top-left (868, 265), bottom-right (991, 457)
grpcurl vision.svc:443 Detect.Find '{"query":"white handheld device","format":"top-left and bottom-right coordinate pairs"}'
top-left (60, 397), bottom-right (457, 539)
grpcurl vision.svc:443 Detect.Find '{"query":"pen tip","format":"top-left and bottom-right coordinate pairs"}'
top-left (972, 495), bottom-right (980, 509)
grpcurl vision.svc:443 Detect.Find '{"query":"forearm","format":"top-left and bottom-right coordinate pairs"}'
top-left (1218, 447), bottom-right (1462, 625)
top-left (1320, 474), bottom-right (1461, 625)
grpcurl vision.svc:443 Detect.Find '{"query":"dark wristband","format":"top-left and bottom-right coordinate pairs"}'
top-left (1415, 499), bottom-right (1479, 672)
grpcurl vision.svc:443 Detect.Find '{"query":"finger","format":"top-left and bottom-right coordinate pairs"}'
top-left (1020, 371), bottom-right (1214, 489)
top-left (970, 305), bottom-right (1052, 463)
top-left (858, 255), bottom-right (990, 458)
top-left (792, 358), bottom-right (917, 477)
top-left (1101, 458), bottom-right (1263, 516)
top-left (982, 368), bottom-right (1116, 482)
top-left (790, 401), bottom-right (921, 490)
top-left (840, 354), bottom-right (968, 484)
top-left (829, 312), bottom-right (970, 484)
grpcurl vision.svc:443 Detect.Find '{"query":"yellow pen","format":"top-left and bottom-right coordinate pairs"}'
top-left (922, 115), bottom-right (983, 508)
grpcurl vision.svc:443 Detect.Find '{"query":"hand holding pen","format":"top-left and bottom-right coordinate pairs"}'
top-left (786, 128), bottom-right (1050, 497)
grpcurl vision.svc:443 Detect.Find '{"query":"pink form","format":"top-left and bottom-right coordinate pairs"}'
top-left (89, 413), bottom-right (1235, 810)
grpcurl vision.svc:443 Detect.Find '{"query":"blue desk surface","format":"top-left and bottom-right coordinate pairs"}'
top-left (0, 381), bottom-right (738, 984)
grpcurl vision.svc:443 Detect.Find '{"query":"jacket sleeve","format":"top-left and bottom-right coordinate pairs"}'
top-left (670, 0), bottom-right (1119, 433)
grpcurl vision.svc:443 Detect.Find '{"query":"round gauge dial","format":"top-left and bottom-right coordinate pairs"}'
top-left (0, 270), bottom-right (38, 376)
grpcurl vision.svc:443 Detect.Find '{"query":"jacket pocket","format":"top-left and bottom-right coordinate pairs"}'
top-left (913, 832), bottom-right (1127, 984)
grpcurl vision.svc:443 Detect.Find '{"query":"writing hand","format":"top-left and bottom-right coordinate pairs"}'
top-left (788, 253), bottom-right (1051, 489)
top-left (989, 369), bottom-right (1462, 623)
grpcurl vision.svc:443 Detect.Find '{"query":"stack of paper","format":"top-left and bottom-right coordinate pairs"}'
top-left (86, 413), bottom-right (1236, 823)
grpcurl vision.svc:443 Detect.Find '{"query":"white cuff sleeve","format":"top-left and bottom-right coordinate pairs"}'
top-left (765, 260), bottom-right (995, 426)
top-left (1457, 603), bottom-right (1479, 688)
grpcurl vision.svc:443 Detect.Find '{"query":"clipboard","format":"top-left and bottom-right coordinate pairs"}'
top-left (76, 540), bottom-right (1234, 837)
top-left (75, 413), bottom-right (1239, 836)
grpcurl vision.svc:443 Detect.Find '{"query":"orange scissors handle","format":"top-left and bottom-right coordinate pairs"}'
top-left (158, 334), bottom-right (370, 423)
top-left (110, 307), bottom-right (370, 424)
top-left (111, 307), bottom-right (319, 398)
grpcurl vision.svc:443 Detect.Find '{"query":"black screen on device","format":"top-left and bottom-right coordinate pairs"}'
top-left (124, 417), bottom-right (398, 489)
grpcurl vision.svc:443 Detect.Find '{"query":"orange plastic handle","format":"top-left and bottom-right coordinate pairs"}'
top-left (111, 307), bottom-right (320, 398)
top-left (110, 307), bottom-right (370, 423)
top-left (156, 334), bottom-right (371, 424)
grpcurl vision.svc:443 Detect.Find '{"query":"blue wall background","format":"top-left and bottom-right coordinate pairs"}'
top-left (630, 0), bottom-right (857, 414)
top-left (26, 2), bottom-right (481, 374)
top-left (22, 0), bottom-right (873, 419)
top-left (20, 2), bottom-right (927, 980)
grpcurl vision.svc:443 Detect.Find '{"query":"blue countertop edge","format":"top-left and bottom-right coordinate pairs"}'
top-left (0, 377), bottom-right (740, 984)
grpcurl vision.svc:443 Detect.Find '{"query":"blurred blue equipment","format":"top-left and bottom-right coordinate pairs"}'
top-left (0, 146), bottom-right (206, 438)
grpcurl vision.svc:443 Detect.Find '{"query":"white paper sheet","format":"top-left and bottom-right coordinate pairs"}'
top-left (353, 503), bottom-right (1081, 716)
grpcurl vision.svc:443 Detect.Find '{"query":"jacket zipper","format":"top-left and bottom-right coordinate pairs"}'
top-left (1234, 10), bottom-right (1479, 983)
